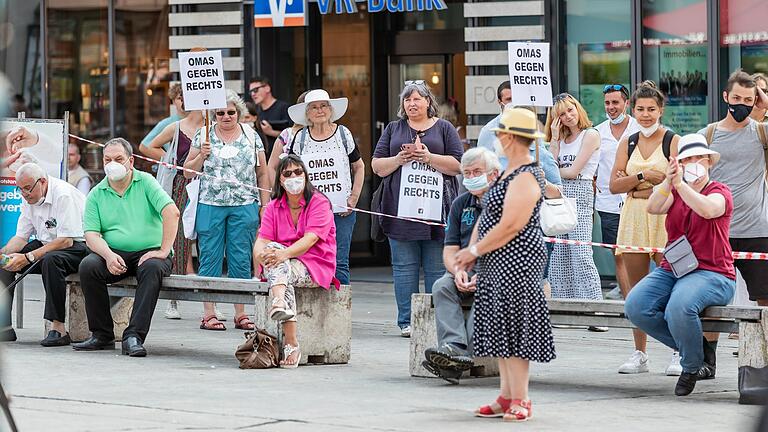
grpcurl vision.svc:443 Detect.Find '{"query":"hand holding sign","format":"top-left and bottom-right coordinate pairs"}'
top-left (200, 140), bottom-right (212, 159)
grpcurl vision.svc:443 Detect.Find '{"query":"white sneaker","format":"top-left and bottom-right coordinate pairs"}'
top-left (665, 351), bottom-right (683, 376)
top-left (164, 300), bottom-right (181, 320)
top-left (605, 286), bottom-right (623, 300)
top-left (618, 350), bottom-right (649, 374)
top-left (400, 325), bottom-right (411, 338)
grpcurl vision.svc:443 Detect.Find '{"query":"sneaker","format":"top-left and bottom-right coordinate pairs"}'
top-left (699, 337), bottom-right (716, 380)
top-left (588, 326), bottom-right (609, 332)
top-left (665, 352), bottom-right (682, 376)
top-left (421, 360), bottom-right (462, 385)
top-left (424, 344), bottom-right (474, 371)
top-left (164, 300), bottom-right (181, 320)
top-left (400, 325), bottom-right (411, 338)
top-left (618, 350), bottom-right (649, 374)
top-left (605, 285), bottom-right (623, 300)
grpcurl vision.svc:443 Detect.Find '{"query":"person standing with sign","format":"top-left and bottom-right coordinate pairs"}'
top-left (184, 90), bottom-right (271, 331)
top-left (372, 81), bottom-right (463, 337)
top-left (545, 93), bottom-right (602, 303)
top-left (284, 89), bottom-right (364, 285)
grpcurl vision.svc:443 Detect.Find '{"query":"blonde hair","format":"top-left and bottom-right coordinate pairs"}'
top-left (544, 94), bottom-right (592, 142)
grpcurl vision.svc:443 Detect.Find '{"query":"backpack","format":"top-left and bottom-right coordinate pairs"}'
top-left (627, 129), bottom-right (674, 160)
top-left (288, 125), bottom-right (350, 155)
top-left (704, 121), bottom-right (768, 178)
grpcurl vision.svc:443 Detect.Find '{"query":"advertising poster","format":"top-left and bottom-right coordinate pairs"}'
top-left (658, 45), bottom-right (708, 134)
top-left (0, 118), bottom-right (67, 245)
top-left (577, 43), bottom-right (631, 126)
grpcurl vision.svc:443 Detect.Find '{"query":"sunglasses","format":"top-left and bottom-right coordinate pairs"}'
top-left (216, 110), bottom-right (238, 117)
top-left (281, 168), bottom-right (304, 178)
top-left (553, 92), bottom-right (571, 103)
top-left (405, 80), bottom-right (426, 87)
top-left (603, 84), bottom-right (629, 97)
top-left (249, 85), bottom-right (266, 94)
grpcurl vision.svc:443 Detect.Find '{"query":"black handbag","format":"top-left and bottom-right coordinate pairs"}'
top-left (370, 178), bottom-right (387, 242)
top-left (739, 366), bottom-right (768, 405)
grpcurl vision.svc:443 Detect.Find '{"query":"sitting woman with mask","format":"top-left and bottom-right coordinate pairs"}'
top-left (253, 154), bottom-right (338, 368)
top-left (625, 134), bottom-right (735, 397)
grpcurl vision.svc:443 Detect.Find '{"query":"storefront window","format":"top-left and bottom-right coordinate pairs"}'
top-left (47, 0), bottom-right (109, 142)
top-left (114, 0), bottom-right (170, 169)
top-left (642, 0), bottom-right (708, 134)
top-left (718, 0), bottom-right (768, 117)
top-left (564, 0), bottom-right (631, 125)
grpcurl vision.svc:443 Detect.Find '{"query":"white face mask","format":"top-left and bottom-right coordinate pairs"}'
top-left (31, 195), bottom-right (45, 206)
top-left (683, 161), bottom-right (707, 184)
top-left (607, 112), bottom-right (626, 125)
top-left (104, 161), bottom-right (129, 181)
top-left (492, 138), bottom-right (505, 157)
top-left (283, 176), bottom-right (305, 195)
top-left (638, 121), bottom-right (660, 138)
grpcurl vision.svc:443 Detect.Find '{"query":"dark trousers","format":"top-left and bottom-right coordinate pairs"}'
top-left (0, 240), bottom-right (87, 326)
top-left (79, 249), bottom-right (172, 342)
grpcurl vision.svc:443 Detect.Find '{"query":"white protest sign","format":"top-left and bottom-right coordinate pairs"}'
top-left (508, 42), bottom-right (552, 107)
top-left (178, 50), bottom-right (227, 110)
top-left (302, 151), bottom-right (350, 212)
top-left (398, 161), bottom-right (443, 222)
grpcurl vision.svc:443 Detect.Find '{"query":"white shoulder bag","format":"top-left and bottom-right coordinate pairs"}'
top-left (540, 191), bottom-right (577, 236)
top-left (155, 122), bottom-right (179, 196)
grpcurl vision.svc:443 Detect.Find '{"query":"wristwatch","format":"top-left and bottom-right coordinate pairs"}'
top-left (636, 171), bottom-right (645, 182)
top-left (25, 252), bottom-right (36, 263)
top-left (470, 245), bottom-right (481, 258)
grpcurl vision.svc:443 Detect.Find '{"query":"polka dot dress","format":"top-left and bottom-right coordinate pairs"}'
top-left (473, 163), bottom-right (556, 362)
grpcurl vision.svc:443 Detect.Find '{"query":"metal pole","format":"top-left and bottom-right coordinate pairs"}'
top-left (107, 0), bottom-right (116, 138)
top-left (41, 0), bottom-right (48, 118)
top-left (707, 0), bottom-right (721, 123)
top-left (630, 0), bottom-right (643, 91)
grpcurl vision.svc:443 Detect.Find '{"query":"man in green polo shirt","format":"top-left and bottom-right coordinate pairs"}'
top-left (72, 138), bottom-right (180, 357)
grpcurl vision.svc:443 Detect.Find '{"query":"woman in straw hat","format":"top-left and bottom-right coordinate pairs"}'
top-left (455, 108), bottom-right (556, 422)
top-left (625, 133), bottom-right (736, 397)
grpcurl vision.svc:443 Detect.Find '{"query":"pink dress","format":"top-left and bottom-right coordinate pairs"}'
top-left (258, 192), bottom-right (339, 289)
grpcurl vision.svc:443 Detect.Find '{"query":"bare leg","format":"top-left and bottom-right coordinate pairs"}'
top-left (542, 280), bottom-right (551, 299)
top-left (51, 320), bottom-right (66, 334)
top-left (504, 357), bottom-right (530, 401)
top-left (614, 254), bottom-right (630, 298)
top-left (622, 253), bottom-right (651, 353)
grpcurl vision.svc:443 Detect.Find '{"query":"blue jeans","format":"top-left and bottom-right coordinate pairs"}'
top-left (625, 268), bottom-right (735, 373)
top-left (334, 212), bottom-right (356, 285)
top-left (196, 202), bottom-right (259, 279)
top-left (388, 238), bottom-right (445, 328)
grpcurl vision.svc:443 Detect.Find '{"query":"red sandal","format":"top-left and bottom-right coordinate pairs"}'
top-left (234, 315), bottom-right (255, 330)
top-left (503, 399), bottom-right (532, 422)
top-left (474, 396), bottom-right (512, 418)
top-left (200, 315), bottom-right (226, 331)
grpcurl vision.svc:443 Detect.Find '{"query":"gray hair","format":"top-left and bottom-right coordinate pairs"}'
top-left (225, 89), bottom-right (247, 117)
top-left (397, 83), bottom-right (439, 119)
top-left (103, 137), bottom-right (133, 157)
top-left (305, 104), bottom-right (335, 127)
top-left (15, 162), bottom-right (46, 181)
top-left (461, 147), bottom-right (501, 173)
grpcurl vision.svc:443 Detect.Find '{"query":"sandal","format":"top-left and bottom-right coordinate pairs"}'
top-left (199, 315), bottom-right (226, 331)
top-left (279, 344), bottom-right (301, 369)
top-left (234, 315), bottom-right (255, 330)
top-left (474, 395), bottom-right (512, 418)
top-left (269, 297), bottom-right (295, 321)
top-left (503, 399), bottom-right (532, 422)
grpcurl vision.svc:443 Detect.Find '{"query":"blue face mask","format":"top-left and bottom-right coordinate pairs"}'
top-left (607, 111), bottom-right (626, 125)
top-left (463, 174), bottom-right (489, 192)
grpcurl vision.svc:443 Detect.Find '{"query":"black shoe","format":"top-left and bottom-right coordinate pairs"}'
top-left (0, 327), bottom-right (17, 342)
top-left (421, 360), bottom-right (462, 385)
top-left (675, 372), bottom-right (698, 396)
top-left (72, 336), bottom-right (115, 351)
top-left (698, 336), bottom-right (717, 380)
top-left (121, 336), bottom-right (147, 357)
top-left (40, 330), bottom-right (71, 347)
top-left (424, 344), bottom-right (474, 371)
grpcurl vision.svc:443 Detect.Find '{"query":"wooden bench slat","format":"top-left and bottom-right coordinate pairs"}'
top-left (67, 274), bottom-right (270, 294)
top-left (701, 306), bottom-right (763, 321)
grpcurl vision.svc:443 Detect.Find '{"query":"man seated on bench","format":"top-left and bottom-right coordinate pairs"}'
top-left (0, 162), bottom-right (87, 345)
top-left (72, 138), bottom-right (179, 357)
top-left (422, 148), bottom-right (500, 384)
top-left (254, 154), bottom-right (338, 369)
top-left (625, 134), bottom-right (735, 396)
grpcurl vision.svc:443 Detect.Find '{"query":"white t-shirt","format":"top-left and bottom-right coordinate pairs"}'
top-left (557, 129), bottom-right (600, 179)
top-left (594, 117), bottom-right (640, 214)
top-left (17, 176), bottom-right (86, 243)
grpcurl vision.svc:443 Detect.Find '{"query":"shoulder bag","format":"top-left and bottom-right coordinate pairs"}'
top-left (155, 121), bottom-right (180, 196)
top-left (235, 329), bottom-right (279, 369)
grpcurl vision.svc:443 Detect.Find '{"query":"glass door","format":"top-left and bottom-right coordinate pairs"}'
top-left (388, 56), bottom-right (447, 119)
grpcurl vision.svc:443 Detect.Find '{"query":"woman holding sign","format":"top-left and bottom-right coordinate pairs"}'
top-left (184, 90), bottom-right (271, 331)
top-left (372, 81), bottom-right (463, 337)
top-left (284, 89), bottom-right (364, 285)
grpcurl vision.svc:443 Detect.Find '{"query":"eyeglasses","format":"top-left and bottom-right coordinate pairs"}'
top-left (603, 84), bottom-right (629, 97)
top-left (405, 80), bottom-right (426, 87)
top-left (249, 85), bottom-right (266, 94)
top-left (216, 110), bottom-right (237, 117)
top-left (309, 103), bottom-right (330, 111)
top-left (553, 92), bottom-right (571, 103)
top-left (281, 168), bottom-right (304, 178)
top-left (16, 178), bottom-right (41, 195)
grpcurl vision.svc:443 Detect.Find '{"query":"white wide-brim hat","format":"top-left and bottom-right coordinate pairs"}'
top-left (288, 89), bottom-right (348, 126)
top-left (676, 133), bottom-right (720, 166)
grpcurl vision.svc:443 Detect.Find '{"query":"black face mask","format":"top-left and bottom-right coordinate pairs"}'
top-left (728, 103), bottom-right (753, 123)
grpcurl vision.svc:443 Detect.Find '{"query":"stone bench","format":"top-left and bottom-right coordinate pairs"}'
top-left (62, 275), bottom-right (351, 365)
top-left (410, 293), bottom-right (767, 382)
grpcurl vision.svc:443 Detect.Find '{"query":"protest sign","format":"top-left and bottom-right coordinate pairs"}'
top-left (398, 161), bottom-right (443, 222)
top-left (302, 151), bottom-right (350, 212)
top-left (178, 50), bottom-right (227, 110)
top-left (0, 117), bottom-right (67, 245)
top-left (508, 42), bottom-right (553, 107)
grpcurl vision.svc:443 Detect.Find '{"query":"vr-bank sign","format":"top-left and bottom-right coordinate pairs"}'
top-left (178, 50), bottom-right (227, 111)
top-left (508, 42), bottom-right (553, 107)
top-left (255, 0), bottom-right (446, 28)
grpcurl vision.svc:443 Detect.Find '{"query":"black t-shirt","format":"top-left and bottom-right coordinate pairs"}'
top-left (444, 192), bottom-right (482, 249)
top-left (256, 99), bottom-right (293, 157)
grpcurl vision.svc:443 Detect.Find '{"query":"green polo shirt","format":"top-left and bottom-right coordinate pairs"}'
top-left (84, 169), bottom-right (174, 252)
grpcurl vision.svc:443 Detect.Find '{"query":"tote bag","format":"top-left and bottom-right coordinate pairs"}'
top-left (182, 178), bottom-right (200, 240)
top-left (155, 122), bottom-right (179, 196)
